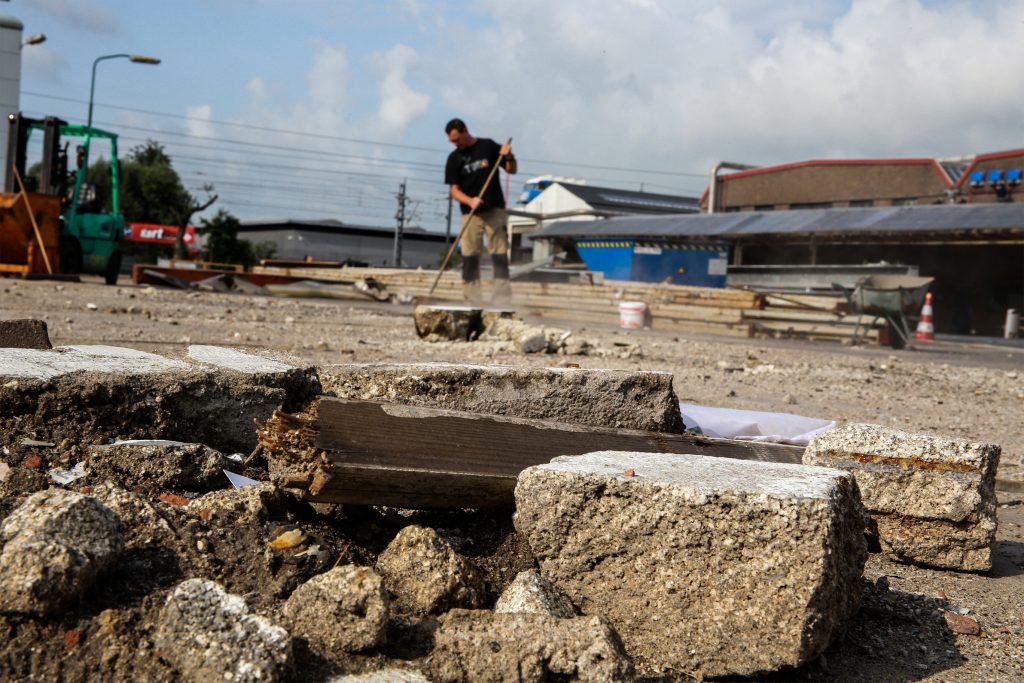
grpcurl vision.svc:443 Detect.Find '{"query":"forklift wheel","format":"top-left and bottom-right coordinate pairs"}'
top-left (104, 251), bottom-right (121, 285)
top-left (59, 236), bottom-right (82, 274)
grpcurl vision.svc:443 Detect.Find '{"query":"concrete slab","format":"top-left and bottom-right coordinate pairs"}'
top-left (514, 450), bottom-right (867, 678)
top-left (0, 345), bottom-right (319, 454)
top-left (0, 345), bottom-right (189, 380)
top-left (186, 345), bottom-right (301, 374)
top-left (319, 362), bottom-right (683, 433)
top-left (804, 423), bottom-right (1000, 571)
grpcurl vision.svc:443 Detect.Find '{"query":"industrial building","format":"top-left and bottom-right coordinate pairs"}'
top-left (237, 219), bottom-right (447, 268)
top-left (703, 149), bottom-right (1024, 212)
top-left (508, 178), bottom-right (700, 262)
top-left (532, 203), bottom-right (1024, 336)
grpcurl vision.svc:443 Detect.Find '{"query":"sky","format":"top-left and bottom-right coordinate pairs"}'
top-left (11, 0), bottom-right (1024, 232)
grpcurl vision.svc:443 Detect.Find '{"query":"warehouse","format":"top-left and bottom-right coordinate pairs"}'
top-left (237, 219), bottom-right (447, 268)
top-left (533, 203), bottom-right (1024, 336)
top-left (703, 148), bottom-right (1024, 212)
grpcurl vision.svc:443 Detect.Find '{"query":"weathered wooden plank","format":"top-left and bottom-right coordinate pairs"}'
top-left (262, 398), bottom-right (804, 509)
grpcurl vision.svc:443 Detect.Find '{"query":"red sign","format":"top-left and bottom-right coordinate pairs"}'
top-left (125, 223), bottom-right (199, 256)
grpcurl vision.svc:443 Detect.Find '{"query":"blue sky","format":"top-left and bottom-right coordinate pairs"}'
top-left (11, 0), bottom-right (1024, 232)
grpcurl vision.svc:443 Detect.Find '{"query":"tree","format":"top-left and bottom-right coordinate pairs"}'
top-left (200, 209), bottom-right (274, 268)
top-left (119, 140), bottom-right (192, 225)
top-left (117, 140), bottom-right (218, 258)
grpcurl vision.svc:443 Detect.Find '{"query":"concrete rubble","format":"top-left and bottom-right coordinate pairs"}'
top-left (479, 316), bottom-right (574, 354)
top-left (375, 524), bottom-right (486, 615)
top-left (413, 305), bottom-right (483, 341)
top-left (319, 362), bottom-right (684, 432)
top-left (805, 423), bottom-right (1000, 571)
top-left (88, 440), bottom-right (232, 494)
top-left (514, 450), bottom-right (868, 678)
top-left (0, 332), bottom-right (1017, 680)
top-left (414, 305), bottom-right (581, 354)
top-left (427, 609), bottom-right (634, 683)
top-left (0, 489), bottom-right (124, 615)
top-left (155, 578), bottom-right (292, 682)
top-left (0, 344), bottom-right (319, 454)
top-left (494, 569), bottom-right (577, 618)
top-left (283, 564), bottom-right (390, 656)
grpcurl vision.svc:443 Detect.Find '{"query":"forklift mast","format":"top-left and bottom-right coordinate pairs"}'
top-left (4, 113), bottom-right (69, 197)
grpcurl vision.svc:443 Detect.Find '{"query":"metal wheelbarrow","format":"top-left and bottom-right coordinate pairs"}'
top-left (833, 275), bottom-right (934, 349)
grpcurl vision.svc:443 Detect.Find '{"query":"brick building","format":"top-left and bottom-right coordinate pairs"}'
top-left (703, 149), bottom-right (1024, 212)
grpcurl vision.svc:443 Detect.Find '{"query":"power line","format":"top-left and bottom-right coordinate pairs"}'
top-left (22, 90), bottom-right (710, 178)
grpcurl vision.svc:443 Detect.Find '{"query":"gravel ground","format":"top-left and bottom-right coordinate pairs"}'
top-left (1, 274), bottom-right (1022, 682)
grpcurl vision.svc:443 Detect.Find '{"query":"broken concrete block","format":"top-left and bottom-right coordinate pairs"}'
top-left (155, 578), bottom-right (291, 682)
top-left (413, 305), bottom-right (482, 341)
top-left (283, 564), bottom-right (389, 656)
top-left (427, 609), bottom-right (634, 683)
top-left (88, 440), bottom-right (232, 494)
top-left (514, 451), bottom-right (867, 678)
top-left (0, 344), bottom-right (319, 454)
top-left (480, 308), bottom-right (519, 331)
top-left (0, 319), bottom-right (52, 349)
top-left (319, 363), bottom-right (683, 433)
top-left (89, 482), bottom-right (180, 549)
top-left (189, 482), bottom-right (285, 526)
top-left (804, 423), bottom-right (1000, 571)
top-left (375, 525), bottom-right (485, 615)
top-left (494, 570), bottom-right (576, 618)
top-left (480, 318), bottom-right (546, 353)
top-left (0, 489), bottom-right (124, 615)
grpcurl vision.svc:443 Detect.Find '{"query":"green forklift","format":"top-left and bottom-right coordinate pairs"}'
top-left (1, 113), bottom-right (124, 284)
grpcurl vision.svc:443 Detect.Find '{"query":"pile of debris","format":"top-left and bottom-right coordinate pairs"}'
top-left (0, 323), bottom-right (1003, 681)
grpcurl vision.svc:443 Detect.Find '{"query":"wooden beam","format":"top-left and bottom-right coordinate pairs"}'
top-left (260, 398), bottom-right (804, 509)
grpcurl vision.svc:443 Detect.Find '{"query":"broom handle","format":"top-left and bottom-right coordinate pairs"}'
top-left (429, 138), bottom-right (512, 296)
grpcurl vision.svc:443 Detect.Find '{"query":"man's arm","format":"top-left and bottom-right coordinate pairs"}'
top-left (451, 184), bottom-right (482, 211)
top-left (500, 140), bottom-right (517, 175)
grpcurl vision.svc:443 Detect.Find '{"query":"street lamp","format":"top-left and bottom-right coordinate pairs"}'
top-left (87, 53), bottom-right (160, 133)
top-left (22, 34), bottom-right (46, 47)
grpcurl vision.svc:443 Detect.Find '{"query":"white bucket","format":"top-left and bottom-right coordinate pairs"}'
top-left (619, 301), bottom-right (646, 329)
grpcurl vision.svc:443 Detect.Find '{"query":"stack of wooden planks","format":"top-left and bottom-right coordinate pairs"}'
top-left (252, 264), bottom-right (883, 343)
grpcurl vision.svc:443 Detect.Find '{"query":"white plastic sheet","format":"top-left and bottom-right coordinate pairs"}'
top-left (679, 403), bottom-right (837, 446)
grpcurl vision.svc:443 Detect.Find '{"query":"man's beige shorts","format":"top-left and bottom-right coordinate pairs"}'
top-left (460, 208), bottom-right (509, 257)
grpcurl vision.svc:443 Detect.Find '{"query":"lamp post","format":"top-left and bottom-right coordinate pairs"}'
top-left (22, 33), bottom-right (46, 47)
top-left (87, 53), bottom-right (160, 134)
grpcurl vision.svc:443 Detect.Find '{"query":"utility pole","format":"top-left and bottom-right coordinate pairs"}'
top-left (393, 179), bottom-right (407, 267)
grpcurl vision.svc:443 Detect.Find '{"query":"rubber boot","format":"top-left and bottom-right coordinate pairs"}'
top-left (461, 255), bottom-right (482, 305)
top-left (490, 254), bottom-right (512, 305)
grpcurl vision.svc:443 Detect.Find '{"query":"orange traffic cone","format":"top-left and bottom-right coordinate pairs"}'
top-left (916, 292), bottom-right (935, 341)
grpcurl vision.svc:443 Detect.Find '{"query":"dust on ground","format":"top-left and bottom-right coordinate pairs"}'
top-left (0, 275), bottom-right (1022, 682)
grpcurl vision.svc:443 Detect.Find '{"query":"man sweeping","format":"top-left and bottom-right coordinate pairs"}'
top-left (444, 118), bottom-right (517, 305)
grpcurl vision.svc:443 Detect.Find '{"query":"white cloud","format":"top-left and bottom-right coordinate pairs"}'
top-left (185, 105), bottom-right (215, 139)
top-left (421, 0), bottom-right (1024, 192)
top-left (368, 44), bottom-right (431, 137)
top-left (30, 0), bottom-right (121, 34)
top-left (21, 46), bottom-right (66, 84)
top-left (246, 77), bottom-right (268, 101)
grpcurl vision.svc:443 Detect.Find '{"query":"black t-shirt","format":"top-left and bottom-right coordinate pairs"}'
top-left (445, 137), bottom-right (506, 214)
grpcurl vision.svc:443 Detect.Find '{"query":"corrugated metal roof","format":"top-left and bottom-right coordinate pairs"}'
top-left (239, 218), bottom-right (443, 238)
top-left (533, 203), bottom-right (1024, 239)
top-left (558, 183), bottom-right (700, 214)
